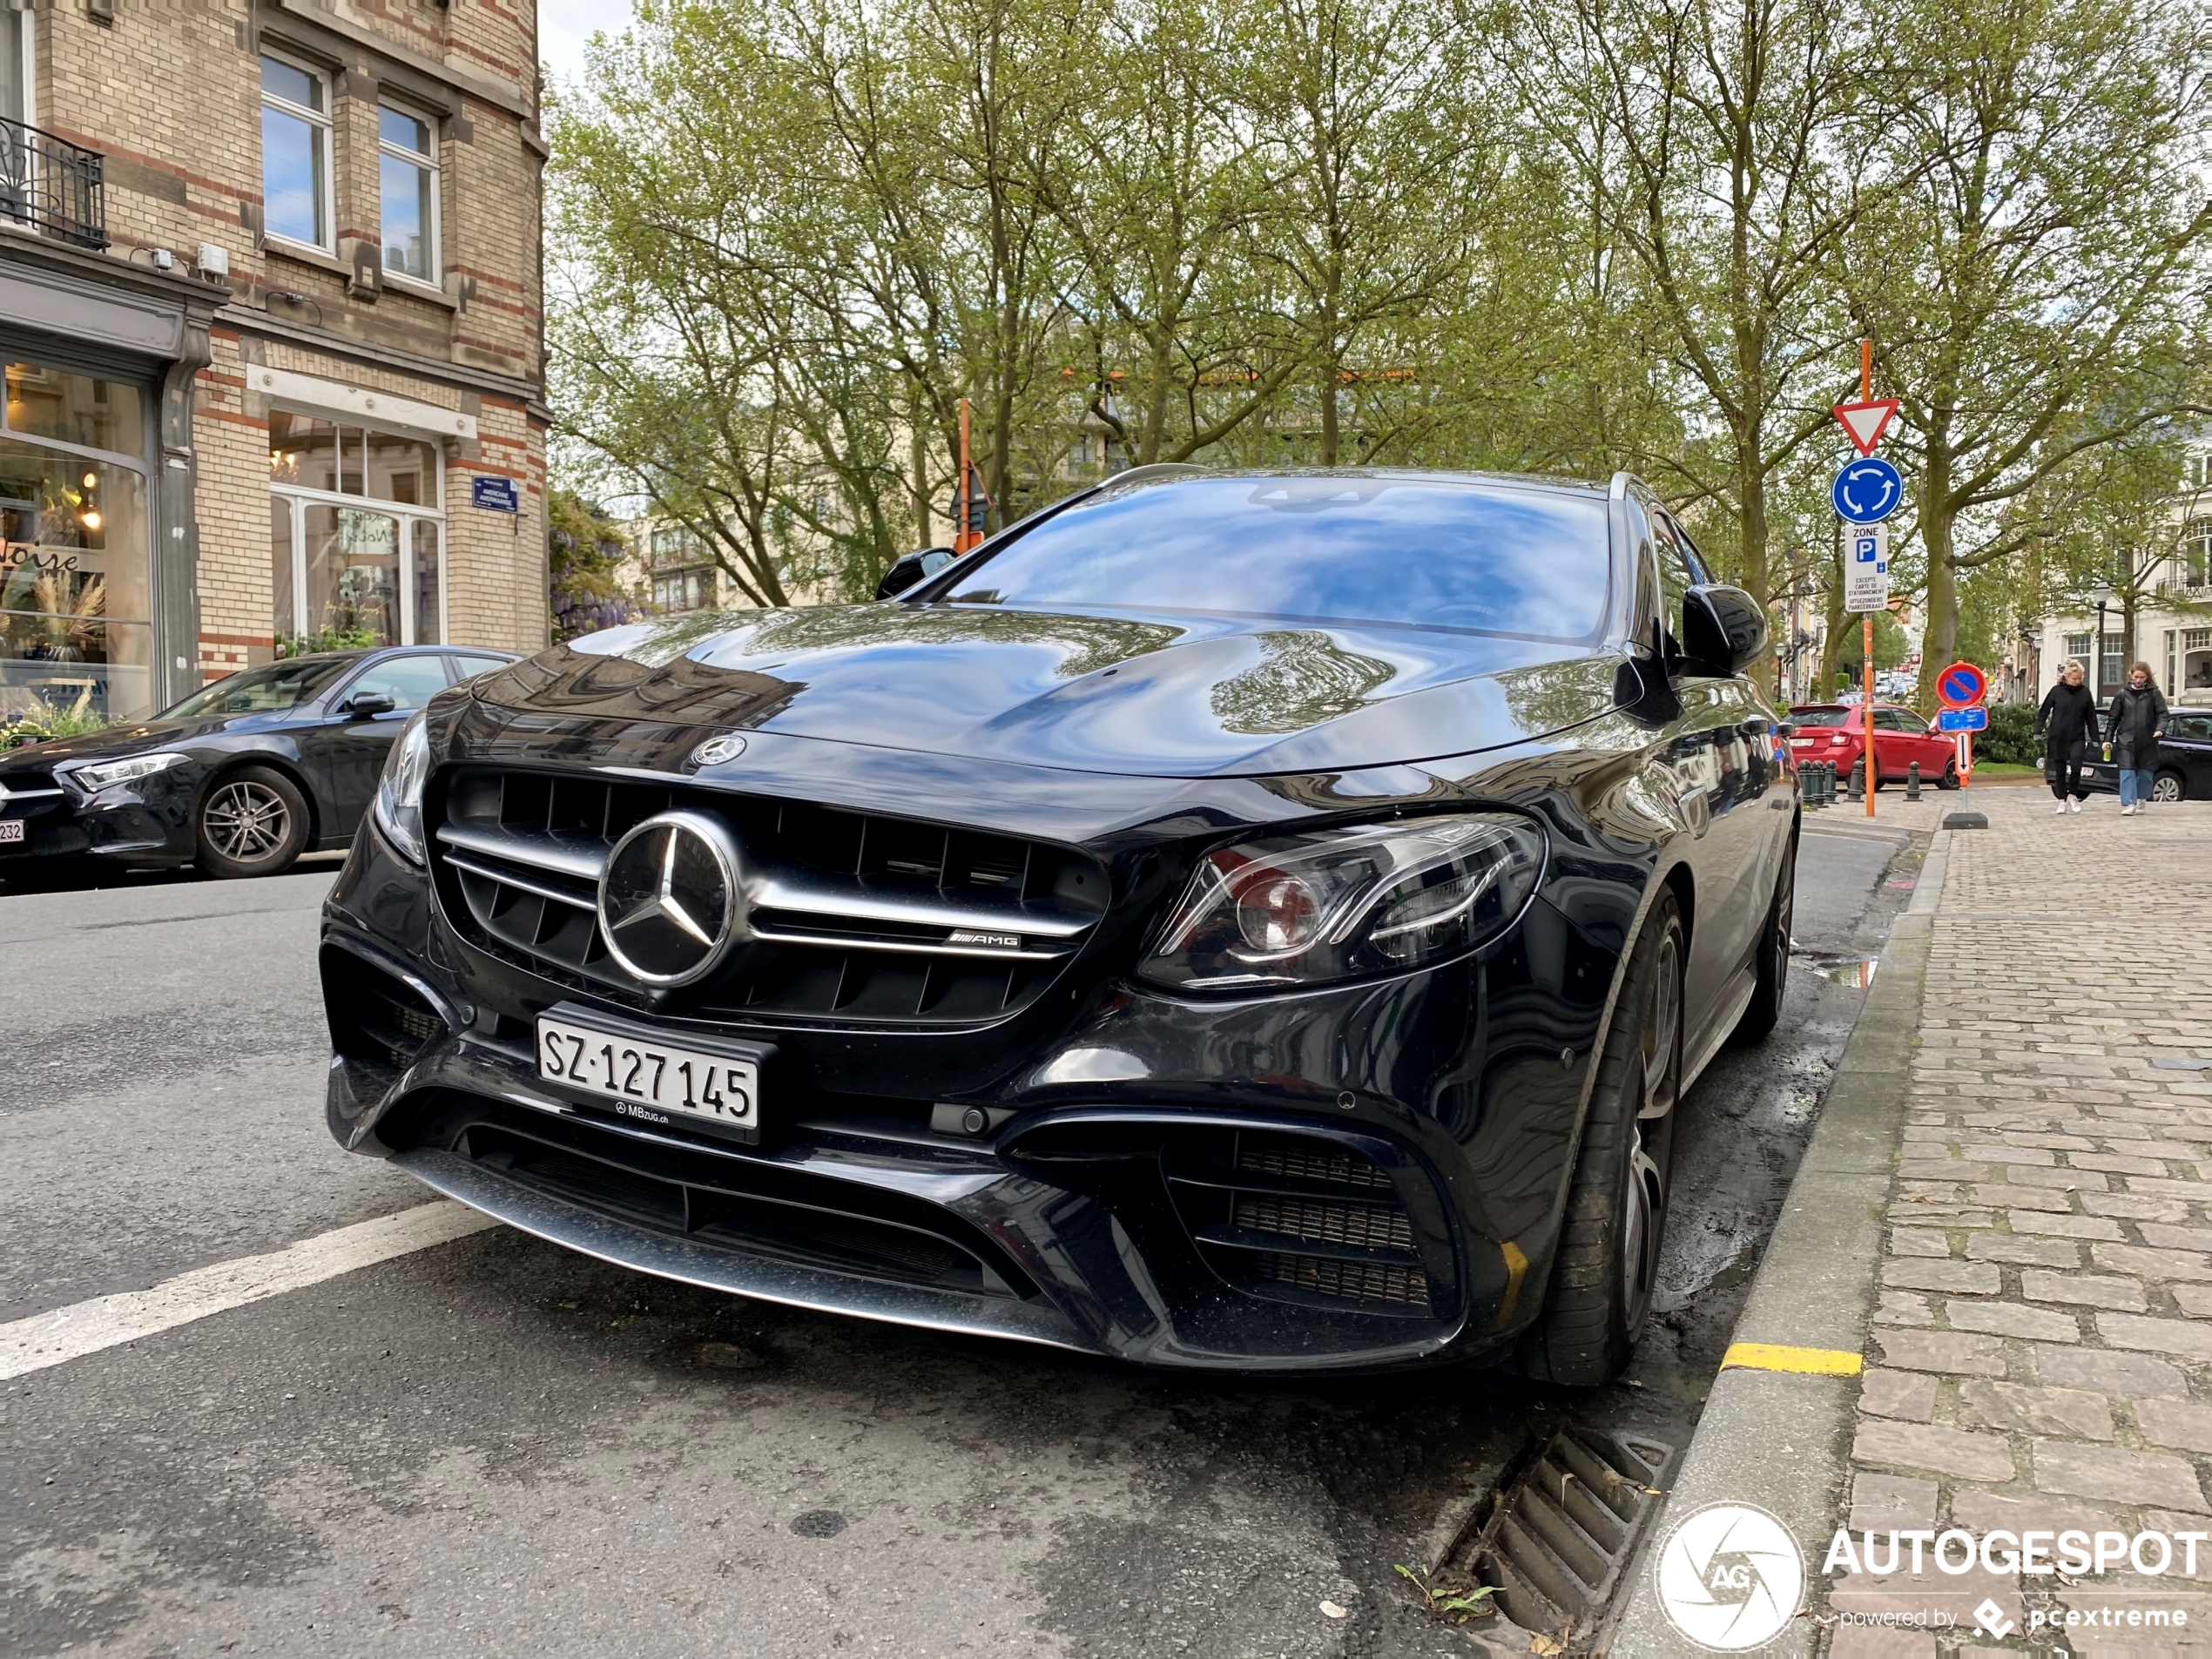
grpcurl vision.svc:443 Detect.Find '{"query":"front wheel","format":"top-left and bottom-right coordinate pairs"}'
top-left (1732, 842), bottom-right (1794, 1046)
top-left (1939, 758), bottom-right (1961, 791)
top-left (196, 765), bottom-right (309, 879)
top-left (1519, 890), bottom-right (1685, 1386)
top-left (2153, 771), bottom-right (2186, 804)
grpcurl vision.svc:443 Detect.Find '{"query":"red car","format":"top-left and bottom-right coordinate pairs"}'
top-left (1788, 703), bottom-right (1962, 789)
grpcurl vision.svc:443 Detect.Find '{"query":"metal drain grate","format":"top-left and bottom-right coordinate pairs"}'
top-left (1449, 1428), bottom-right (1676, 1647)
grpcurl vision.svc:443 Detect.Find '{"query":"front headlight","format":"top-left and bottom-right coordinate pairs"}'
top-left (69, 751), bottom-right (188, 793)
top-left (1137, 812), bottom-right (1547, 992)
top-left (373, 711), bottom-right (432, 864)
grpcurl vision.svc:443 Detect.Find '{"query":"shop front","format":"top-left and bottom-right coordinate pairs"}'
top-left (1, 359), bottom-right (158, 726)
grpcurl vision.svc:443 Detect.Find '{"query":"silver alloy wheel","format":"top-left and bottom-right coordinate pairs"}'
top-left (202, 779), bottom-right (291, 864)
top-left (1623, 928), bottom-right (1683, 1311)
top-left (2153, 773), bottom-right (2184, 803)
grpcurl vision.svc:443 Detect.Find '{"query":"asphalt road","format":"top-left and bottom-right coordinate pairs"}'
top-left (0, 826), bottom-right (1913, 1657)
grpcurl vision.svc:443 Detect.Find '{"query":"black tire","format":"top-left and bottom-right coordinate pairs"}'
top-left (1939, 759), bottom-right (1960, 791)
top-left (195, 765), bottom-right (309, 879)
top-left (1732, 840), bottom-right (1794, 1047)
top-left (2153, 771), bottom-right (2186, 804)
top-left (1520, 889), bottom-right (1686, 1386)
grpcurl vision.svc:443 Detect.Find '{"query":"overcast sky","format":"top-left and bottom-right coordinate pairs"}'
top-left (538, 0), bottom-right (638, 91)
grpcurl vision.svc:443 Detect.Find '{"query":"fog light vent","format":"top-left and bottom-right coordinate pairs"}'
top-left (1232, 1192), bottom-right (1414, 1253)
top-left (1249, 1251), bottom-right (1430, 1309)
top-left (1237, 1134), bottom-right (1393, 1192)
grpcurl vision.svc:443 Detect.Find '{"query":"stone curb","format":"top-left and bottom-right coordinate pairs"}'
top-left (1606, 833), bottom-right (1950, 1654)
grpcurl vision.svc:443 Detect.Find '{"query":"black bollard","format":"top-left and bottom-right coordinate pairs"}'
top-left (1847, 758), bottom-right (1865, 800)
top-left (1906, 761), bottom-right (1921, 801)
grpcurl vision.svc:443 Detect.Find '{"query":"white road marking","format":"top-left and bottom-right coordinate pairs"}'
top-left (0, 1201), bottom-right (498, 1381)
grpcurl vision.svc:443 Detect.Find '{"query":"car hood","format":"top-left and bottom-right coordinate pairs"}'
top-left (0, 711), bottom-right (281, 772)
top-left (472, 604), bottom-right (1622, 778)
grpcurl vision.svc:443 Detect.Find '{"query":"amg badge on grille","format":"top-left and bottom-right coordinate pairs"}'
top-left (597, 811), bottom-right (747, 986)
top-left (947, 929), bottom-right (1023, 951)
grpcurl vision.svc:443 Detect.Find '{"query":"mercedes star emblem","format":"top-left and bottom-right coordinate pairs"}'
top-left (690, 734), bottom-right (748, 768)
top-left (597, 811), bottom-right (746, 986)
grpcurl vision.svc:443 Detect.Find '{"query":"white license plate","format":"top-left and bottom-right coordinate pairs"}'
top-left (536, 1015), bottom-right (761, 1142)
top-left (1788, 738), bottom-right (1813, 748)
top-left (0, 819), bottom-right (22, 846)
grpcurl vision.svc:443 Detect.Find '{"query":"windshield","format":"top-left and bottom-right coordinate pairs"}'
top-left (164, 658), bottom-right (351, 718)
top-left (939, 475), bottom-right (1612, 640)
top-left (1791, 708), bottom-right (1855, 727)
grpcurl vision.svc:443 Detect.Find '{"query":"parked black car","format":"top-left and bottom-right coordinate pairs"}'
top-left (2080, 706), bottom-right (2212, 802)
top-left (320, 468), bottom-right (1797, 1383)
top-left (0, 645), bottom-right (516, 880)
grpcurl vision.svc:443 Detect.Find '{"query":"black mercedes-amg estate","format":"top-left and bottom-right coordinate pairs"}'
top-left (321, 468), bottom-right (1797, 1382)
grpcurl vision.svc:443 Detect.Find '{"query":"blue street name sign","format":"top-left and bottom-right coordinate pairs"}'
top-left (471, 476), bottom-right (521, 514)
top-left (1937, 707), bottom-right (1988, 732)
top-left (1831, 455), bottom-right (1903, 525)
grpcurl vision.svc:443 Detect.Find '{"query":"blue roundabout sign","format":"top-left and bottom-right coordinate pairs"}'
top-left (1831, 456), bottom-right (1904, 525)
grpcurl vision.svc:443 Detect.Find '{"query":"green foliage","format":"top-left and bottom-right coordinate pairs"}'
top-left (1835, 611), bottom-right (1911, 675)
top-left (1, 691), bottom-right (116, 749)
top-left (545, 0), bottom-right (2211, 628)
top-left (1979, 699), bottom-right (2041, 765)
top-left (548, 489), bottom-right (642, 641)
top-left (1394, 1563), bottom-right (1497, 1623)
top-left (275, 626), bottom-right (379, 659)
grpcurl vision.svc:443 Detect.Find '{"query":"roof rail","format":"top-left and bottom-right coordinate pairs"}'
top-left (1608, 470), bottom-right (1634, 501)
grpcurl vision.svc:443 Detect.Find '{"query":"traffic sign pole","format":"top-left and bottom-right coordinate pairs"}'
top-left (1864, 617), bottom-right (1876, 818)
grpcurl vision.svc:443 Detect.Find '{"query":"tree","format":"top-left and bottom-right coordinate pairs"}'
top-left (1507, 0), bottom-right (1879, 680)
top-left (548, 489), bottom-right (643, 641)
top-left (2040, 430), bottom-right (2212, 677)
top-left (1842, 0), bottom-right (2211, 710)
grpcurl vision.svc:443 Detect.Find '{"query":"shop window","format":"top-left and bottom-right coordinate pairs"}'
top-left (260, 53), bottom-right (333, 253)
top-left (1, 435), bottom-right (153, 725)
top-left (377, 104), bottom-right (439, 284)
top-left (4, 364), bottom-right (144, 459)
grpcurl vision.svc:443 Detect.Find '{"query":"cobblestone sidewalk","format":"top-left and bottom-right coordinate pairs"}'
top-left (1833, 791), bottom-right (2212, 1653)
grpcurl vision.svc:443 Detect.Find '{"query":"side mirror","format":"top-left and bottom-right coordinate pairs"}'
top-left (1680, 584), bottom-right (1770, 677)
top-left (347, 691), bottom-right (398, 718)
top-left (876, 546), bottom-right (958, 600)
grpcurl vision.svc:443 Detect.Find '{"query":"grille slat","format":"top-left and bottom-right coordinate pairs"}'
top-left (1248, 1251), bottom-right (1432, 1308)
top-left (1230, 1192), bottom-right (1416, 1255)
top-left (435, 768), bottom-right (1103, 1026)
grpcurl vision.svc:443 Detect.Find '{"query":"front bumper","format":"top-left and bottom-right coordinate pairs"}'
top-left (319, 748), bottom-right (1627, 1372)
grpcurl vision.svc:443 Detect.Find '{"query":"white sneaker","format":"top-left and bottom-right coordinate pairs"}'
top-left (2056, 802), bottom-right (2069, 814)
top-left (2070, 799), bottom-right (2083, 813)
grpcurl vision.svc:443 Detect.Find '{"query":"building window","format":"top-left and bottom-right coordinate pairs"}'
top-left (269, 410), bottom-right (443, 654)
top-left (260, 55), bottom-right (333, 252)
top-left (3, 7), bottom-right (31, 127)
top-left (2186, 628), bottom-right (2212, 693)
top-left (2, 362), bottom-right (156, 725)
top-left (2063, 633), bottom-right (2093, 676)
top-left (2187, 453), bottom-right (2212, 491)
top-left (377, 104), bottom-right (439, 283)
top-left (2183, 519), bottom-right (2211, 590)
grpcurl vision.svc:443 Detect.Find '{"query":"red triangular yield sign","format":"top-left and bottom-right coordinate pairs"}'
top-left (1834, 398), bottom-right (1900, 455)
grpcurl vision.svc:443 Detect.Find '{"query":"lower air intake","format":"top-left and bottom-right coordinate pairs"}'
top-left (1248, 1251), bottom-right (1431, 1310)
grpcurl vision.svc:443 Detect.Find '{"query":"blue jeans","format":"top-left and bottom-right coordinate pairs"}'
top-left (2120, 767), bottom-right (2156, 806)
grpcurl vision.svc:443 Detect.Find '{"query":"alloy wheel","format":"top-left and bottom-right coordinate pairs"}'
top-left (2153, 774), bottom-right (2184, 804)
top-left (1622, 928), bottom-right (1683, 1313)
top-left (203, 780), bottom-right (291, 864)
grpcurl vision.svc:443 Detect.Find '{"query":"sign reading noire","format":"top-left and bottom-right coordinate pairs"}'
top-left (470, 476), bottom-right (521, 514)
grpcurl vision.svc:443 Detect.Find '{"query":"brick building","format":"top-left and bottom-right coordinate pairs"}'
top-left (1, 0), bottom-right (545, 725)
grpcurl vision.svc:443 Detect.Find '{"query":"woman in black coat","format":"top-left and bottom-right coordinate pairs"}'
top-left (2107, 661), bottom-right (2168, 815)
top-left (2036, 660), bottom-right (2101, 813)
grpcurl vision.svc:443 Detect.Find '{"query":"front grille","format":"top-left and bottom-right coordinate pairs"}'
top-left (1248, 1251), bottom-right (1432, 1307)
top-left (435, 1108), bottom-right (1038, 1301)
top-left (1166, 1130), bottom-right (1440, 1318)
top-left (431, 767), bottom-right (1107, 1025)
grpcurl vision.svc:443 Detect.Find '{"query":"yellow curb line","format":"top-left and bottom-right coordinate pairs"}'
top-left (1721, 1341), bottom-right (1864, 1376)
